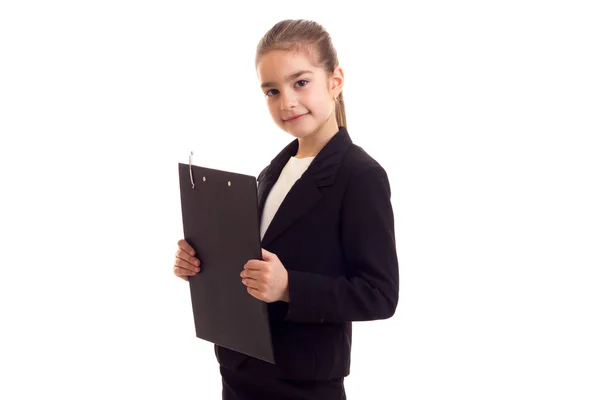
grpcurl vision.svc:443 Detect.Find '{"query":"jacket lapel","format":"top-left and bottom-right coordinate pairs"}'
top-left (258, 126), bottom-right (353, 247)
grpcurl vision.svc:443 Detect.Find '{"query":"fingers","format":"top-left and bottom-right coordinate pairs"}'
top-left (241, 276), bottom-right (262, 291)
top-left (246, 286), bottom-right (262, 300)
top-left (176, 248), bottom-right (201, 269)
top-left (174, 258), bottom-right (199, 280)
top-left (241, 268), bottom-right (268, 282)
top-left (241, 268), bottom-right (270, 295)
top-left (177, 239), bottom-right (196, 257)
top-left (174, 265), bottom-right (197, 280)
top-left (174, 239), bottom-right (201, 281)
top-left (244, 259), bottom-right (265, 271)
top-left (174, 257), bottom-right (200, 273)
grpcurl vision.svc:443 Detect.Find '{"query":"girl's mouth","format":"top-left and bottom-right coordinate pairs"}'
top-left (284, 113), bottom-right (308, 123)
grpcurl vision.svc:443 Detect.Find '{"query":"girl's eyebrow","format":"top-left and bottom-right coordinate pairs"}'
top-left (261, 70), bottom-right (313, 89)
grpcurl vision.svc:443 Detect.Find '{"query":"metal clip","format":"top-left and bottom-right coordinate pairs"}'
top-left (189, 151), bottom-right (195, 189)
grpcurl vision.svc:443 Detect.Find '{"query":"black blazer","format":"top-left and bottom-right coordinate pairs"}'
top-left (215, 126), bottom-right (399, 381)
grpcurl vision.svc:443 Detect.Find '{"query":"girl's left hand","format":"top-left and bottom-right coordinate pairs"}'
top-left (241, 248), bottom-right (289, 303)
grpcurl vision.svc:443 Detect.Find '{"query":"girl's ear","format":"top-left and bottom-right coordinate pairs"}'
top-left (330, 66), bottom-right (344, 97)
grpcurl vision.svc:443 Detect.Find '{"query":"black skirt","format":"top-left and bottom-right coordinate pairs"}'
top-left (220, 366), bottom-right (347, 400)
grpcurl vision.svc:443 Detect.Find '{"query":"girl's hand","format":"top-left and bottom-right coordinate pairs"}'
top-left (173, 239), bottom-right (201, 281)
top-left (241, 249), bottom-right (289, 303)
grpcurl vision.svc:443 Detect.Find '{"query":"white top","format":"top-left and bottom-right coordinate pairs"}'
top-left (260, 155), bottom-right (316, 240)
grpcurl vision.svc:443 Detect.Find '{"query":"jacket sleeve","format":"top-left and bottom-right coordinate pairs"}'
top-left (283, 165), bottom-right (399, 323)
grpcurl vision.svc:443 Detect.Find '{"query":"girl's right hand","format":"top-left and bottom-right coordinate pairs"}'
top-left (173, 239), bottom-right (201, 281)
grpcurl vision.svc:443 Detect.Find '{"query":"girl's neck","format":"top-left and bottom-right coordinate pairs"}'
top-left (295, 121), bottom-right (339, 158)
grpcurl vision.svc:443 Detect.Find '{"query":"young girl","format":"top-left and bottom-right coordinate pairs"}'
top-left (173, 19), bottom-right (399, 399)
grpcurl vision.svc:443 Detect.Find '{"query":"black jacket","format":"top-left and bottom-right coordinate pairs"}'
top-left (215, 126), bottom-right (399, 380)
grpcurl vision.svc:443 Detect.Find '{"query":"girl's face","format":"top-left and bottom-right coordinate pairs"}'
top-left (256, 49), bottom-right (343, 140)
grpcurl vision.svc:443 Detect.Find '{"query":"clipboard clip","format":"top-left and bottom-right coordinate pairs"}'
top-left (189, 151), bottom-right (195, 189)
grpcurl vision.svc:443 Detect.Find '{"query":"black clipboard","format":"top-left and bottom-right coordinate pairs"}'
top-left (178, 155), bottom-right (275, 364)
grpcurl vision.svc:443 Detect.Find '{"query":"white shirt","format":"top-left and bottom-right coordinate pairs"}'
top-left (260, 155), bottom-right (315, 240)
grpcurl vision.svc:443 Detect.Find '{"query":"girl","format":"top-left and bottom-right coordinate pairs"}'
top-left (173, 19), bottom-right (399, 399)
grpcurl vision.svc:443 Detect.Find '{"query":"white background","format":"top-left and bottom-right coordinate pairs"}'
top-left (1, 1), bottom-right (599, 399)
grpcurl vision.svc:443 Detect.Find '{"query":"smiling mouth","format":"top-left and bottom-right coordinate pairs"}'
top-left (284, 113), bottom-right (308, 122)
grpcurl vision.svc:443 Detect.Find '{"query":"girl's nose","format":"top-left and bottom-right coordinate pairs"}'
top-left (280, 90), bottom-right (298, 110)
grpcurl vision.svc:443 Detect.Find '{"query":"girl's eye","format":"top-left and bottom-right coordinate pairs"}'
top-left (265, 80), bottom-right (309, 97)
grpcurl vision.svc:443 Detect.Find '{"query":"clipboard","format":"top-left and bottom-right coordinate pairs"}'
top-left (178, 153), bottom-right (275, 364)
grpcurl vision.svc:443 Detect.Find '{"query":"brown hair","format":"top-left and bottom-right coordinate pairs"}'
top-left (255, 19), bottom-right (347, 128)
